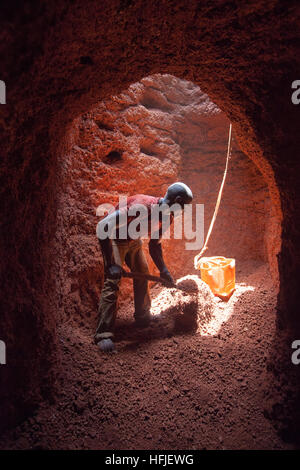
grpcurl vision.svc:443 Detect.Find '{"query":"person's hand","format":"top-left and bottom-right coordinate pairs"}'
top-left (97, 338), bottom-right (115, 352)
top-left (106, 264), bottom-right (122, 280)
top-left (160, 267), bottom-right (175, 287)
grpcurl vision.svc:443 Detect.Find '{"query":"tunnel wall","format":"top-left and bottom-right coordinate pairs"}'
top-left (0, 0), bottom-right (299, 432)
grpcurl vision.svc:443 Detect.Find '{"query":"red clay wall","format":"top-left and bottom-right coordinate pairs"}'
top-left (1, 0), bottom-right (299, 432)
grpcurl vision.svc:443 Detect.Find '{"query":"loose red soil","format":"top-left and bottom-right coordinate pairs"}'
top-left (1, 261), bottom-right (295, 450)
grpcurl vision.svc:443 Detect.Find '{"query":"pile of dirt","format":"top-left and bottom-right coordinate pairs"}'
top-left (150, 275), bottom-right (215, 334)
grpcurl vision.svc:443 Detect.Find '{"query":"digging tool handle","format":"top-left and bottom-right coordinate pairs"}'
top-left (121, 269), bottom-right (174, 286)
top-left (121, 269), bottom-right (198, 294)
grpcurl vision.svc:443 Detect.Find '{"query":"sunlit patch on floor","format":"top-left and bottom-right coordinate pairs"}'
top-left (150, 274), bottom-right (255, 336)
top-left (200, 282), bottom-right (255, 336)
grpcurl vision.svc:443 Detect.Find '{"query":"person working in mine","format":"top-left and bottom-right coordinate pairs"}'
top-left (95, 182), bottom-right (193, 352)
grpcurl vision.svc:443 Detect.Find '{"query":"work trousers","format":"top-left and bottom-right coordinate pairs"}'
top-left (94, 239), bottom-right (151, 342)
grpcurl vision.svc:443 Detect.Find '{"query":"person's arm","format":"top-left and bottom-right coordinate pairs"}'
top-left (96, 210), bottom-right (122, 279)
top-left (149, 236), bottom-right (174, 285)
top-left (96, 209), bottom-right (121, 239)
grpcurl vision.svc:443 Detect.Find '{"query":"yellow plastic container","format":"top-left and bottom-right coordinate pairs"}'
top-left (197, 256), bottom-right (235, 300)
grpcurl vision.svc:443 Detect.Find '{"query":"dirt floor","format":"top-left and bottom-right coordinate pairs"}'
top-left (1, 261), bottom-right (296, 450)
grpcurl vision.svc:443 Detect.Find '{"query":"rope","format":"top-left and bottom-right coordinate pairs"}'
top-left (194, 122), bottom-right (233, 270)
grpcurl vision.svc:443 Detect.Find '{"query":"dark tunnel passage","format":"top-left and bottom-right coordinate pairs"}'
top-left (0, 0), bottom-right (300, 449)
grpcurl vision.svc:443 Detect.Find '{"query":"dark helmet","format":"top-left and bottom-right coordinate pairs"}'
top-left (163, 182), bottom-right (193, 207)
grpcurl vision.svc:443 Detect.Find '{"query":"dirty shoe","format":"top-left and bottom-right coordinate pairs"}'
top-left (97, 338), bottom-right (115, 352)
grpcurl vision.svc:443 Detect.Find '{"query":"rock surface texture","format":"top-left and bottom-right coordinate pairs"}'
top-left (0, 0), bottom-right (299, 443)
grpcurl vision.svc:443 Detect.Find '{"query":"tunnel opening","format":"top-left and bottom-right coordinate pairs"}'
top-left (0, 75), bottom-right (287, 449)
top-left (1, 1), bottom-right (299, 449)
top-left (55, 74), bottom-right (280, 332)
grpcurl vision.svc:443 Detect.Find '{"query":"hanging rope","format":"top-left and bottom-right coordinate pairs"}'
top-left (194, 122), bottom-right (233, 270)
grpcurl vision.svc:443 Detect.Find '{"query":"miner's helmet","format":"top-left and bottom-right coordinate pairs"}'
top-left (164, 182), bottom-right (193, 208)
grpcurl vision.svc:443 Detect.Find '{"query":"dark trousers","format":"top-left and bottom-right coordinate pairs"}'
top-left (94, 239), bottom-right (151, 341)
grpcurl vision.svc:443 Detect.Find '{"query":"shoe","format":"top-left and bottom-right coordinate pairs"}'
top-left (97, 338), bottom-right (115, 352)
